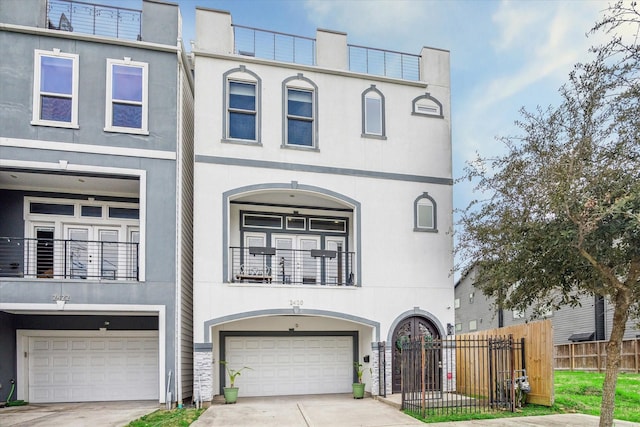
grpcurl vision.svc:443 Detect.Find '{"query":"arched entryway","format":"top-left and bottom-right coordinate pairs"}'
top-left (391, 315), bottom-right (441, 393)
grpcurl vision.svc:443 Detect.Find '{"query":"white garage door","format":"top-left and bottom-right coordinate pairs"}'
top-left (28, 332), bottom-right (158, 402)
top-left (225, 335), bottom-right (353, 396)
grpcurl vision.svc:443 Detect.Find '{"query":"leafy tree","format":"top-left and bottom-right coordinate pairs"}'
top-left (456, 3), bottom-right (639, 426)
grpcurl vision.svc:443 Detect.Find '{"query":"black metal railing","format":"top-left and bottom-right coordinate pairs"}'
top-left (401, 335), bottom-right (527, 417)
top-left (233, 24), bottom-right (316, 65)
top-left (348, 44), bottom-right (420, 81)
top-left (47, 0), bottom-right (142, 41)
top-left (0, 237), bottom-right (139, 280)
top-left (229, 246), bottom-right (355, 286)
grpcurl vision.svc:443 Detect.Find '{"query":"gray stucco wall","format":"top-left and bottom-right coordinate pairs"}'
top-left (0, 0), bottom-right (185, 402)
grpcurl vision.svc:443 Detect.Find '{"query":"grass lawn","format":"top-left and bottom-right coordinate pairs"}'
top-left (126, 407), bottom-right (204, 427)
top-left (408, 370), bottom-right (640, 424)
top-left (554, 370), bottom-right (640, 423)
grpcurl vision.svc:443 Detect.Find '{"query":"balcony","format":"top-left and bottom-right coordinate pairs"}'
top-left (46, 0), bottom-right (142, 41)
top-left (0, 237), bottom-right (139, 280)
top-left (229, 246), bottom-right (355, 286)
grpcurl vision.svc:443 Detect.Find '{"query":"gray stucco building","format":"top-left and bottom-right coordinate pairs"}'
top-left (0, 0), bottom-right (194, 405)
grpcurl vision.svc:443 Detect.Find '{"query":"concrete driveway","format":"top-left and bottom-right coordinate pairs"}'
top-left (0, 400), bottom-right (159, 427)
top-left (191, 394), bottom-right (423, 427)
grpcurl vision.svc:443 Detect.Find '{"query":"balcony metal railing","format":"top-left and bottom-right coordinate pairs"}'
top-left (233, 24), bottom-right (316, 66)
top-left (0, 237), bottom-right (139, 280)
top-left (46, 0), bottom-right (142, 41)
top-left (348, 44), bottom-right (420, 81)
top-left (230, 246), bottom-right (355, 286)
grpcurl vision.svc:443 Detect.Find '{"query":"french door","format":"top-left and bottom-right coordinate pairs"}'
top-left (63, 225), bottom-right (121, 279)
top-left (272, 234), bottom-right (320, 284)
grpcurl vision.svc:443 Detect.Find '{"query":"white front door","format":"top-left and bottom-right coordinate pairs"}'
top-left (272, 234), bottom-right (320, 284)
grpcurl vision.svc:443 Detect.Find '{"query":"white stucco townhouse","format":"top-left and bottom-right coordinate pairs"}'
top-left (192, 7), bottom-right (453, 400)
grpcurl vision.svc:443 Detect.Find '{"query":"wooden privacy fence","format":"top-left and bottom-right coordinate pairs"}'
top-left (554, 338), bottom-right (640, 372)
top-left (457, 319), bottom-right (554, 406)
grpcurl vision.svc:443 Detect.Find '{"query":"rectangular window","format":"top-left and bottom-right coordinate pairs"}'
top-left (109, 207), bottom-right (139, 219)
top-left (81, 205), bottom-right (102, 217)
top-left (228, 81), bottom-right (256, 140)
top-left (105, 58), bottom-right (148, 134)
top-left (469, 320), bottom-right (477, 331)
top-left (287, 88), bottom-right (313, 147)
top-left (309, 218), bottom-right (346, 233)
top-left (454, 298), bottom-right (460, 309)
top-left (365, 95), bottom-right (382, 135)
top-left (286, 217), bottom-right (306, 230)
top-left (455, 323), bottom-right (462, 332)
top-left (30, 202), bottom-right (74, 216)
top-left (243, 214), bottom-right (283, 229)
top-left (469, 292), bottom-right (475, 304)
top-left (32, 50), bottom-right (79, 127)
top-left (417, 203), bottom-right (434, 229)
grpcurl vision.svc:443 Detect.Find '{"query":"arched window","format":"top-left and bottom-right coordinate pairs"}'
top-left (223, 65), bottom-right (261, 143)
top-left (362, 85), bottom-right (386, 138)
top-left (411, 92), bottom-right (443, 118)
top-left (282, 73), bottom-right (318, 149)
top-left (414, 193), bottom-right (437, 232)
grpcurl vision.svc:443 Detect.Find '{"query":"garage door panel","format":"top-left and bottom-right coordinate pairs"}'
top-left (225, 335), bottom-right (353, 396)
top-left (28, 334), bottom-right (158, 403)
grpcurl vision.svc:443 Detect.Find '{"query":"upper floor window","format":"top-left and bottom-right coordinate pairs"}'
top-left (32, 49), bottom-right (79, 128)
top-left (223, 66), bottom-right (261, 144)
top-left (283, 74), bottom-right (317, 149)
top-left (105, 58), bottom-right (148, 134)
top-left (362, 85), bottom-right (385, 138)
top-left (414, 192), bottom-right (437, 232)
top-left (412, 92), bottom-right (444, 118)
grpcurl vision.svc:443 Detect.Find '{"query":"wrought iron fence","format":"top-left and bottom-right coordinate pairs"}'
top-left (229, 246), bottom-right (355, 286)
top-left (348, 44), bottom-right (420, 81)
top-left (47, 0), bottom-right (142, 41)
top-left (233, 25), bottom-right (316, 65)
top-left (400, 335), bottom-right (527, 417)
top-left (0, 237), bottom-right (139, 280)
top-left (377, 341), bottom-right (387, 397)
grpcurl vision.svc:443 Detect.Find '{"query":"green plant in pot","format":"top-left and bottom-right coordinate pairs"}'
top-left (353, 361), bottom-right (366, 399)
top-left (221, 361), bottom-right (252, 404)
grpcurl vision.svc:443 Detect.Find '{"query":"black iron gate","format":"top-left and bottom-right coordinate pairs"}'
top-left (400, 334), bottom-right (527, 417)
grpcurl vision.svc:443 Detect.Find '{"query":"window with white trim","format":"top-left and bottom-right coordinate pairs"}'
top-left (228, 80), bottom-right (257, 141)
top-left (414, 192), bottom-right (437, 232)
top-left (105, 58), bottom-right (148, 134)
top-left (223, 66), bottom-right (261, 144)
top-left (32, 49), bottom-right (79, 128)
top-left (469, 320), bottom-right (477, 331)
top-left (362, 85), bottom-right (385, 138)
top-left (283, 74), bottom-right (317, 149)
top-left (287, 88), bottom-right (313, 146)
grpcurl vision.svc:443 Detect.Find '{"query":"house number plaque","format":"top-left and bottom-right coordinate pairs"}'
top-left (289, 299), bottom-right (303, 306)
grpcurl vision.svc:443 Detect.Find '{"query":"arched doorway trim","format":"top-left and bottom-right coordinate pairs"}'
top-left (203, 308), bottom-right (379, 342)
top-left (222, 182), bottom-right (362, 286)
top-left (386, 307), bottom-right (445, 344)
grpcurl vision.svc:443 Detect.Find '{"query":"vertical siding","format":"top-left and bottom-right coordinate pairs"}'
top-left (177, 52), bottom-right (195, 401)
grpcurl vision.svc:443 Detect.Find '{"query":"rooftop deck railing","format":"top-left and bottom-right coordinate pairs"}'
top-left (232, 24), bottom-right (421, 81)
top-left (233, 24), bottom-right (316, 66)
top-left (230, 246), bottom-right (355, 286)
top-left (348, 44), bottom-right (421, 81)
top-left (0, 237), bottom-right (139, 281)
top-left (46, 0), bottom-right (142, 41)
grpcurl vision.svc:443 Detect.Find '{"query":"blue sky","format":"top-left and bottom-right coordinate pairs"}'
top-left (171, 0), bottom-right (609, 215)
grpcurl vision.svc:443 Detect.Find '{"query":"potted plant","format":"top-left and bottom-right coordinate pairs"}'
top-left (220, 361), bottom-right (252, 404)
top-left (352, 361), bottom-right (366, 399)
